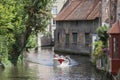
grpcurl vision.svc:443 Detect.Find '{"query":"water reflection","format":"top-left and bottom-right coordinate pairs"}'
top-left (26, 47), bottom-right (78, 67)
top-left (0, 47), bottom-right (110, 80)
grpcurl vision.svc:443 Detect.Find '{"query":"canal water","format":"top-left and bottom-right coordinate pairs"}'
top-left (0, 47), bottom-right (111, 80)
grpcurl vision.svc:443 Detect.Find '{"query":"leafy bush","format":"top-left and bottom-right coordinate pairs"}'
top-left (93, 40), bottom-right (103, 59)
top-left (96, 25), bottom-right (109, 47)
top-left (26, 34), bottom-right (37, 50)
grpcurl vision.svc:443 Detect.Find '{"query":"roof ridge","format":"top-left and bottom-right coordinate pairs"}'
top-left (63, 0), bottom-right (83, 20)
top-left (56, 2), bottom-right (71, 18)
top-left (108, 20), bottom-right (120, 34)
top-left (56, 0), bottom-right (100, 21)
top-left (55, 0), bottom-right (80, 21)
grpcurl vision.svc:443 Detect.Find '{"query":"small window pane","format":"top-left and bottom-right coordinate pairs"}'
top-left (66, 34), bottom-right (69, 47)
top-left (72, 33), bottom-right (77, 44)
top-left (52, 6), bottom-right (57, 14)
top-left (85, 33), bottom-right (90, 46)
top-left (53, 19), bottom-right (56, 24)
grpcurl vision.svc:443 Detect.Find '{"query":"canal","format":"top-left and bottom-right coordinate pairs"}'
top-left (0, 47), bottom-right (112, 80)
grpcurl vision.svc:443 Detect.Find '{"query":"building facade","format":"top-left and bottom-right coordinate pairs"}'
top-left (54, 0), bottom-right (100, 54)
top-left (108, 0), bottom-right (120, 75)
top-left (50, 0), bottom-right (67, 41)
top-left (101, 0), bottom-right (110, 26)
top-left (38, 0), bottom-right (67, 47)
top-left (101, 0), bottom-right (120, 75)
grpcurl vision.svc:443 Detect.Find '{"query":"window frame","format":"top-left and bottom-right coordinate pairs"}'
top-left (52, 6), bottom-right (57, 14)
top-left (72, 33), bottom-right (77, 45)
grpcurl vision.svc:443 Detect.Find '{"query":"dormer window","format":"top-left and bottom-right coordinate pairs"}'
top-left (52, 6), bottom-right (57, 14)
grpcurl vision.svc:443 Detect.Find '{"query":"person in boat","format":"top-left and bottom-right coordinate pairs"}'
top-left (53, 54), bottom-right (59, 60)
top-left (58, 55), bottom-right (65, 64)
top-left (53, 54), bottom-right (71, 65)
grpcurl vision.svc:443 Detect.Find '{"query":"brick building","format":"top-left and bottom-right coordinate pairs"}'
top-left (54, 0), bottom-right (100, 54)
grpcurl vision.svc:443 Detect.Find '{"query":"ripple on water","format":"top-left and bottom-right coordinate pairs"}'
top-left (0, 47), bottom-right (112, 80)
top-left (26, 52), bottom-right (79, 67)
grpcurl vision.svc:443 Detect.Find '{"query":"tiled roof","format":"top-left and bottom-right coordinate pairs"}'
top-left (55, 0), bottom-right (100, 21)
top-left (108, 20), bottom-right (120, 34)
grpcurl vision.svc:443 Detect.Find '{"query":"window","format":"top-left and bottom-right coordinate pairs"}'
top-left (51, 18), bottom-right (56, 25)
top-left (113, 37), bottom-right (119, 59)
top-left (53, 18), bottom-right (56, 25)
top-left (58, 33), bottom-right (60, 43)
top-left (65, 34), bottom-right (69, 47)
top-left (72, 33), bottom-right (77, 45)
top-left (52, 6), bottom-right (57, 14)
top-left (85, 33), bottom-right (90, 46)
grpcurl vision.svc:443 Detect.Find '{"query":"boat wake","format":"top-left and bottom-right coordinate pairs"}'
top-left (25, 53), bottom-right (78, 67)
top-left (53, 54), bottom-right (78, 67)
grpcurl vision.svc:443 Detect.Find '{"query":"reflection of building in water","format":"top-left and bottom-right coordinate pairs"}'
top-left (53, 66), bottom-right (70, 79)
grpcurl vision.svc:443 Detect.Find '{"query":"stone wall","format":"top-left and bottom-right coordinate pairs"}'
top-left (41, 36), bottom-right (51, 46)
top-left (54, 18), bottom-right (99, 54)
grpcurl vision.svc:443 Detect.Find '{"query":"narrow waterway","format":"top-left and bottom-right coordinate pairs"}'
top-left (0, 47), bottom-right (111, 80)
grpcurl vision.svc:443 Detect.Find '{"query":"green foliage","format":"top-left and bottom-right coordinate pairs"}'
top-left (0, 0), bottom-right (25, 65)
top-left (26, 34), bottom-right (37, 49)
top-left (93, 40), bottom-right (103, 59)
top-left (43, 31), bottom-right (51, 37)
top-left (96, 25), bottom-right (109, 47)
top-left (92, 26), bottom-right (110, 68)
top-left (23, 0), bottom-right (52, 32)
top-left (0, 0), bottom-right (52, 65)
top-left (0, 35), bottom-right (12, 65)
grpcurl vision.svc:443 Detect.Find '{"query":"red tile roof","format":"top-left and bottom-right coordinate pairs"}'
top-left (108, 20), bottom-right (120, 34)
top-left (55, 0), bottom-right (100, 21)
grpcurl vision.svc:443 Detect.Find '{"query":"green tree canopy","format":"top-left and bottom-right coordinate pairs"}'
top-left (0, 0), bottom-right (52, 65)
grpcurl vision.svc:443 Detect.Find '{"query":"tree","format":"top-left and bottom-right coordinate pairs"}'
top-left (0, 0), bottom-right (17, 64)
top-left (96, 25), bottom-right (109, 47)
top-left (0, 0), bottom-right (52, 65)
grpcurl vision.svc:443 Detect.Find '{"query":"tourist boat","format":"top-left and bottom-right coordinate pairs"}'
top-left (53, 54), bottom-right (70, 66)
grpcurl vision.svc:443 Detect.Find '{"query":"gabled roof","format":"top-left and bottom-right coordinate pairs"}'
top-left (55, 0), bottom-right (100, 21)
top-left (108, 20), bottom-right (120, 34)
